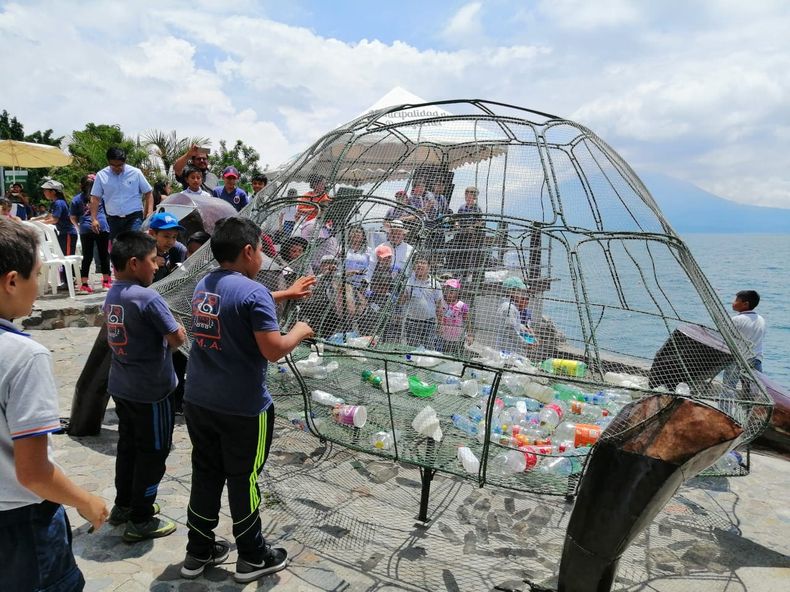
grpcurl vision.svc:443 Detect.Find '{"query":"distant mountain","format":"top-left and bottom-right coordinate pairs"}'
top-left (638, 172), bottom-right (790, 233)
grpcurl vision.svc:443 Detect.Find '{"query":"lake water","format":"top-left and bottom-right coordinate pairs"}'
top-left (682, 234), bottom-right (789, 387)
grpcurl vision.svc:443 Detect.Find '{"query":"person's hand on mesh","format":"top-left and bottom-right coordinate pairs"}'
top-left (284, 275), bottom-right (316, 300)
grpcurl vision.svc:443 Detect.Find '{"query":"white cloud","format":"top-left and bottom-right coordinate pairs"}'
top-left (537, 0), bottom-right (641, 30)
top-left (0, 0), bottom-right (788, 210)
top-left (441, 2), bottom-right (484, 45)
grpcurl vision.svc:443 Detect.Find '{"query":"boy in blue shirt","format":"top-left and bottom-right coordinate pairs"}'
top-left (212, 165), bottom-right (249, 212)
top-left (0, 218), bottom-right (108, 590)
top-left (147, 212), bottom-right (188, 283)
top-left (103, 231), bottom-right (187, 542)
top-left (181, 217), bottom-right (315, 583)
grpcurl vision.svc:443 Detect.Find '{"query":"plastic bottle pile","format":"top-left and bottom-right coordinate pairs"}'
top-left (288, 346), bottom-right (650, 479)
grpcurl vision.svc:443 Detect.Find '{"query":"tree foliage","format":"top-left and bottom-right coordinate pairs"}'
top-left (1, 110), bottom-right (64, 201)
top-left (53, 124), bottom-right (149, 197)
top-left (141, 129), bottom-right (211, 178)
top-left (208, 139), bottom-right (263, 189)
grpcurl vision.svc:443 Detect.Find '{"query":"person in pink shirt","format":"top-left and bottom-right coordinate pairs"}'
top-left (437, 278), bottom-right (473, 356)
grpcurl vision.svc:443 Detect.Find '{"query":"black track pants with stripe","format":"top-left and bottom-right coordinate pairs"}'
top-left (112, 393), bottom-right (175, 523)
top-left (183, 402), bottom-right (275, 561)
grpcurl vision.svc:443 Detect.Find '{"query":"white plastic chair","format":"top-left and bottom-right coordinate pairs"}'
top-left (21, 221), bottom-right (67, 297)
top-left (26, 221), bottom-right (81, 299)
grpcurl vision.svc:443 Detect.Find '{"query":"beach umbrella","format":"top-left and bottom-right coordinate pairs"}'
top-left (0, 140), bottom-right (73, 168)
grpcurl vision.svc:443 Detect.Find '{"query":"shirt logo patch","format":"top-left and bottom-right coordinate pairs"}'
top-left (106, 304), bottom-right (128, 355)
top-left (192, 291), bottom-right (222, 349)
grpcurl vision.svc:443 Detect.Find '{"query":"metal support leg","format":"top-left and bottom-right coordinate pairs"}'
top-left (417, 467), bottom-right (437, 522)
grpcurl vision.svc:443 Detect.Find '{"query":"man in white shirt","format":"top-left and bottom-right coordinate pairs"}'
top-left (91, 147), bottom-right (153, 239)
top-left (730, 290), bottom-right (766, 372)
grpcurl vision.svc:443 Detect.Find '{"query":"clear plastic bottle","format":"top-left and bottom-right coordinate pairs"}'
top-left (567, 401), bottom-right (604, 420)
top-left (370, 430), bottom-right (399, 450)
top-left (551, 421), bottom-right (602, 448)
top-left (488, 450), bottom-right (527, 475)
top-left (311, 389), bottom-right (345, 406)
top-left (713, 450), bottom-right (743, 472)
top-left (537, 450), bottom-right (587, 477)
top-left (525, 382), bottom-right (555, 404)
top-left (451, 413), bottom-right (480, 435)
top-left (457, 446), bottom-right (480, 474)
top-left (539, 402), bottom-right (565, 429)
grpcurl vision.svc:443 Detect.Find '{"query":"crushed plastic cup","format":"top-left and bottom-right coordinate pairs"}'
top-left (408, 376), bottom-right (437, 398)
top-left (412, 406), bottom-right (443, 441)
top-left (332, 404), bottom-right (367, 428)
top-left (457, 446), bottom-right (480, 474)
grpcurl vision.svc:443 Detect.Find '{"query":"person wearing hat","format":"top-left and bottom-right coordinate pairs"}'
top-left (381, 219), bottom-right (414, 276)
top-left (147, 212), bottom-right (187, 283)
top-left (70, 174), bottom-right (112, 293)
top-left (212, 166), bottom-right (249, 212)
top-left (90, 147), bottom-right (154, 239)
top-left (496, 276), bottom-right (536, 353)
top-left (437, 278), bottom-right (473, 356)
top-left (36, 180), bottom-right (79, 287)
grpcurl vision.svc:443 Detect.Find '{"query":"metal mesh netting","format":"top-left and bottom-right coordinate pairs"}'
top-left (155, 99), bottom-right (771, 495)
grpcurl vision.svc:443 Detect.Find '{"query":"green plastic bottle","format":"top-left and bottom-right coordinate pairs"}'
top-left (408, 376), bottom-right (437, 398)
top-left (553, 383), bottom-right (586, 402)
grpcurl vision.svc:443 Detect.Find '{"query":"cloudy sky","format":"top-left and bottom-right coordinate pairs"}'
top-left (1, 0), bottom-right (788, 208)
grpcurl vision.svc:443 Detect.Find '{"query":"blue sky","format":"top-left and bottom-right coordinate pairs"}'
top-left (1, 0), bottom-right (789, 209)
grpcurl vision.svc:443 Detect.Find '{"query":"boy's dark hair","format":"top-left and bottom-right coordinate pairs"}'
top-left (210, 217), bottom-right (261, 263)
top-left (110, 231), bottom-right (156, 271)
top-left (413, 255), bottom-right (430, 266)
top-left (251, 173), bottom-right (268, 184)
top-left (79, 174), bottom-right (94, 197)
top-left (187, 231), bottom-right (210, 247)
top-left (106, 147), bottom-right (126, 161)
top-left (736, 290), bottom-right (760, 310)
top-left (0, 218), bottom-right (39, 279)
top-left (182, 165), bottom-right (203, 180)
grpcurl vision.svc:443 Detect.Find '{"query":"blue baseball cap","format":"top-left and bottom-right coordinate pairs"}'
top-left (149, 212), bottom-right (185, 231)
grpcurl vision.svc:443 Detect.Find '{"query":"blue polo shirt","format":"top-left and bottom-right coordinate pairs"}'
top-left (70, 192), bottom-right (109, 234)
top-left (212, 186), bottom-right (249, 212)
top-left (103, 281), bottom-right (180, 402)
top-left (50, 198), bottom-right (76, 235)
top-left (185, 269), bottom-right (279, 416)
top-left (91, 164), bottom-right (152, 217)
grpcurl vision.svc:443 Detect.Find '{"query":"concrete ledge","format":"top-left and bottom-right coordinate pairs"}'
top-left (20, 292), bottom-right (106, 330)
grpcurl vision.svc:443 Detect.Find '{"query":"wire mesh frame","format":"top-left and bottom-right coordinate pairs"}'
top-left (156, 98), bottom-right (773, 496)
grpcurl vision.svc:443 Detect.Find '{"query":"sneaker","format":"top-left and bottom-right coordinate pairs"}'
top-left (102, 278), bottom-right (112, 290)
top-left (108, 502), bottom-right (161, 526)
top-left (180, 541), bottom-right (230, 579)
top-left (234, 546), bottom-right (288, 583)
top-left (78, 284), bottom-right (94, 295)
top-left (122, 516), bottom-right (176, 542)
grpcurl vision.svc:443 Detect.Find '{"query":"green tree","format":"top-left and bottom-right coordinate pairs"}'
top-left (0, 110), bottom-right (25, 140)
top-left (54, 123), bottom-right (148, 197)
top-left (208, 139), bottom-right (263, 189)
top-left (1, 110), bottom-right (64, 201)
top-left (141, 129), bottom-right (211, 177)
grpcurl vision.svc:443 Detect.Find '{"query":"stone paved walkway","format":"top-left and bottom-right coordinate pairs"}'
top-left (34, 327), bottom-right (790, 591)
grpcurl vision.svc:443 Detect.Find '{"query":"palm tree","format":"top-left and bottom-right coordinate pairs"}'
top-left (141, 130), bottom-right (211, 177)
